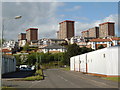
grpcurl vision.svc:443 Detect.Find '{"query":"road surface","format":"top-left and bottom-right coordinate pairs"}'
top-left (2, 69), bottom-right (119, 88)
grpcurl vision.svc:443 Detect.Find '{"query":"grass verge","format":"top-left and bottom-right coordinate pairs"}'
top-left (103, 77), bottom-right (120, 82)
top-left (60, 66), bottom-right (70, 71)
top-left (23, 69), bottom-right (44, 81)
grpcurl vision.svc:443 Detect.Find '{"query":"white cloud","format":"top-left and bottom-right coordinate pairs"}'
top-left (75, 14), bottom-right (118, 36)
top-left (65, 5), bottom-right (81, 12)
top-left (2, 2), bottom-right (64, 40)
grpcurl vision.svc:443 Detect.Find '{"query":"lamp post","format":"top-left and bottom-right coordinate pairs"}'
top-left (0, 15), bottom-right (22, 89)
top-left (2, 15), bottom-right (22, 40)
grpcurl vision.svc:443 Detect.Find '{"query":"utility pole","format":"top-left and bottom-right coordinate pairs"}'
top-left (0, 15), bottom-right (22, 89)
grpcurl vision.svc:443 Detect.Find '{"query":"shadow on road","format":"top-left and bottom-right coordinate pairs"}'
top-left (2, 71), bottom-right (35, 79)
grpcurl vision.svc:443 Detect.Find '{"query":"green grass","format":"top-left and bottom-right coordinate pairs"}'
top-left (61, 66), bottom-right (70, 71)
top-left (23, 75), bottom-right (43, 81)
top-left (2, 86), bottom-right (15, 90)
top-left (23, 69), bottom-right (44, 81)
top-left (103, 77), bottom-right (120, 82)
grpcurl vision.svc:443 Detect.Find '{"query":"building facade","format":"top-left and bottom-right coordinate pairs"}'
top-left (88, 37), bottom-right (120, 50)
top-left (3, 40), bottom-right (19, 53)
top-left (81, 30), bottom-right (89, 38)
top-left (2, 55), bottom-right (16, 74)
top-left (81, 27), bottom-right (99, 38)
top-left (99, 22), bottom-right (115, 38)
top-left (40, 44), bottom-right (66, 53)
top-left (26, 28), bottom-right (38, 42)
top-left (18, 33), bottom-right (26, 40)
top-left (88, 27), bottom-right (99, 38)
top-left (70, 46), bottom-right (120, 77)
top-left (58, 20), bottom-right (75, 39)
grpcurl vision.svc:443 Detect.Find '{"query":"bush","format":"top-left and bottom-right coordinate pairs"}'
top-left (23, 69), bottom-right (44, 81)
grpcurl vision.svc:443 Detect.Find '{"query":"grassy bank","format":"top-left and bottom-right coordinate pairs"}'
top-left (103, 77), bottom-right (120, 82)
top-left (60, 66), bottom-right (70, 71)
top-left (23, 69), bottom-right (44, 81)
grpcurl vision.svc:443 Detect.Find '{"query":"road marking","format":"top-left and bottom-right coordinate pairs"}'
top-left (29, 81), bottom-right (41, 88)
top-left (57, 75), bottom-right (81, 88)
top-left (59, 70), bottom-right (118, 88)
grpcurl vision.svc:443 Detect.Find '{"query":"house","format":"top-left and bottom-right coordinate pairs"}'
top-left (18, 39), bottom-right (27, 47)
top-left (88, 37), bottom-right (120, 49)
top-left (3, 40), bottom-right (19, 53)
top-left (40, 44), bottom-right (66, 53)
top-left (2, 49), bottom-right (12, 55)
top-left (38, 38), bottom-right (67, 45)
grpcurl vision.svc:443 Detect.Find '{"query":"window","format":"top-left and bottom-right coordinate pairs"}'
top-left (103, 54), bottom-right (105, 58)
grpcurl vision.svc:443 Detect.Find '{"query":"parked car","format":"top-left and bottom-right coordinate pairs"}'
top-left (31, 66), bottom-right (35, 70)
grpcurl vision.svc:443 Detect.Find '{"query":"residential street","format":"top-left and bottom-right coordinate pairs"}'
top-left (2, 69), bottom-right (119, 88)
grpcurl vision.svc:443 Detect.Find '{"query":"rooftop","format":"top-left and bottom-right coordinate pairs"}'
top-left (99, 22), bottom-right (115, 26)
top-left (42, 45), bottom-right (66, 49)
top-left (89, 38), bottom-right (111, 42)
top-left (26, 28), bottom-right (38, 31)
top-left (59, 20), bottom-right (75, 24)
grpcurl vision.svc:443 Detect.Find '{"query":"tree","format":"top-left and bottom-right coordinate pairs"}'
top-left (22, 43), bottom-right (30, 51)
top-left (61, 44), bottom-right (94, 66)
top-left (14, 55), bottom-right (21, 66)
top-left (0, 39), bottom-right (6, 46)
top-left (98, 45), bottom-right (105, 49)
top-left (80, 47), bottom-right (93, 54)
top-left (62, 43), bottom-right (81, 65)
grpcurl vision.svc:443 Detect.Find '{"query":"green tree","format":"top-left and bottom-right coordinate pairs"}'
top-left (62, 43), bottom-right (81, 65)
top-left (80, 47), bottom-right (93, 54)
top-left (98, 45), bottom-right (105, 49)
top-left (14, 55), bottom-right (21, 66)
top-left (0, 39), bottom-right (6, 46)
top-left (22, 43), bottom-right (30, 51)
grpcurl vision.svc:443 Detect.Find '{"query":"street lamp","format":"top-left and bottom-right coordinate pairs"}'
top-left (0, 15), bottom-right (22, 89)
top-left (2, 15), bottom-right (22, 40)
top-left (14, 16), bottom-right (22, 19)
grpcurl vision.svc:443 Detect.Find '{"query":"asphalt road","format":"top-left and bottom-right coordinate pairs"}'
top-left (2, 69), bottom-right (119, 88)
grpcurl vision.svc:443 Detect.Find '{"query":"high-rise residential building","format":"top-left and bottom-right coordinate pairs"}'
top-left (18, 33), bottom-right (26, 40)
top-left (57, 31), bottom-right (60, 39)
top-left (88, 27), bottom-right (99, 38)
top-left (81, 30), bottom-right (89, 38)
top-left (26, 28), bottom-right (38, 42)
top-left (58, 20), bottom-right (75, 39)
top-left (99, 22), bottom-right (115, 38)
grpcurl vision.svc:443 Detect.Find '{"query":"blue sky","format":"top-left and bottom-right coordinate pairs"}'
top-left (57, 2), bottom-right (118, 22)
top-left (2, 2), bottom-right (119, 40)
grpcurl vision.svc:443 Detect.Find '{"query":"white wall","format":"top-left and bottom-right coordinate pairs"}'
top-left (70, 46), bottom-right (120, 76)
top-left (2, 55), bottom-right (16, 74)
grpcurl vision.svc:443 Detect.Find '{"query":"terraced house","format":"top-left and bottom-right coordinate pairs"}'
top-left (88, 37), bottom-right (120, 49)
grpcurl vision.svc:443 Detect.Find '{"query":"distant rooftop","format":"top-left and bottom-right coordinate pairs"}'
top-left (99, 22), bottom-right (115, 26)
top-left (42, 45), bottom-right (66, 49)
top-left (59, 20), bottom-right (75, 24)
top-left (26, 28), bottom-right (38, 31)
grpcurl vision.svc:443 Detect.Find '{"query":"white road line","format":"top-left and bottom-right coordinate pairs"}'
top-left (57, 75), bottom-right (80, 88)
top-left (60, 70), bottom-right (118, 88)
top-left (29, 81), bottom-right (41, 88)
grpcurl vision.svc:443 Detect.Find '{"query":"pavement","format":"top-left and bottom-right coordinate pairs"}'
top-left (2, 69), bottom-right (119, 88)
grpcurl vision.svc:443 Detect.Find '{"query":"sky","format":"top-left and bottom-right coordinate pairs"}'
top-left (2, 2), bottom-right (119, 41)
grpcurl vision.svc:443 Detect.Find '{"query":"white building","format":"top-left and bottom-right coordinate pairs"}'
top-left (2, 55), bottom-right (16, 74)
top-left (3, 40), bottom-right (19, 53)
top-left (40, 44), bottom-right (66, 53)
top-left (70, 36), bottom-right (82, 44)
top-left (18, 40), bottom-right (27, 47)
top-left (88, 37), bottom-right (120, 50)
top-left (70, 46), bottom-right (120, 77)
top-left (38, 38), bottom-right (66, 45)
